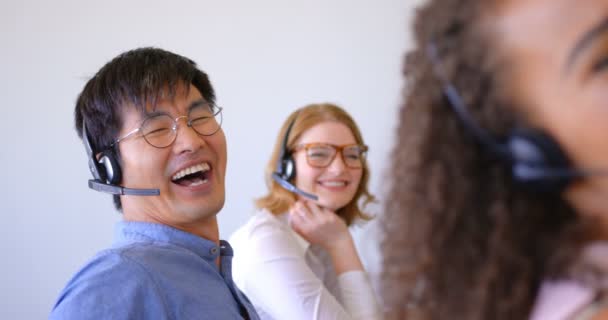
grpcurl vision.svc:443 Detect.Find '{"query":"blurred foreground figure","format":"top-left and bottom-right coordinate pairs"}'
top-left (381, 0), bottom-right (608, 319)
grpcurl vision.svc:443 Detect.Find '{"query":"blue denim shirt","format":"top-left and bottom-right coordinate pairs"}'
top-left (50, 221), bottom-right (260, 320)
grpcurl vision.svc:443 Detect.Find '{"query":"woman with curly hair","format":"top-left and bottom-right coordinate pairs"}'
top-left (381, 0), bottom-right (608, 319)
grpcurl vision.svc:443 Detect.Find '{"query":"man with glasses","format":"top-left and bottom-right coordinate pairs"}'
top-left (50, 47), bottom-right (260, 320)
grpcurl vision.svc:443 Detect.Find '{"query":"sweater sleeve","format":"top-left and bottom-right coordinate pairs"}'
top-left (242, 221), bottom-right (356, 320)
top-left (336, 270), bottom-right (382, 320)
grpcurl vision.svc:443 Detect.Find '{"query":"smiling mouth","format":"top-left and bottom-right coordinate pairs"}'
top-left (318, 181), bottom-right (348, 187)
top-left (171, 163), bottom-right (210, 187)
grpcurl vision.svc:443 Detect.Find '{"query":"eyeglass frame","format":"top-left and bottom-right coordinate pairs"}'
top-left (111, 101), bottom-right (223, 149)
top-left (291, 142), bottom-right (369, 169)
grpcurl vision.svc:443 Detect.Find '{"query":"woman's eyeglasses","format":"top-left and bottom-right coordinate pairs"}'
top-left (292, 143), bottom-right (368, 168)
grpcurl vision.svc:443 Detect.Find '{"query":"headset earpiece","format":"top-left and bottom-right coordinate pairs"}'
top-left (99, 149), bottom-right (122, 185)
top-left (81, 119), bottom-right (160, 196)
top-left (271, 111), bottom-right (318, 200)
top-left (82, 121), bottom-right (122, 185)
top-left (275, 112), bottom-right (299, 182)
top-left (279, 156), bottom-right (295, 181)
top-left (427, 41), bottom-right (580, 193)
top-left (83, 122), bottom-right (105, 181)
top-left (507, 128), bottom-right (573, 193)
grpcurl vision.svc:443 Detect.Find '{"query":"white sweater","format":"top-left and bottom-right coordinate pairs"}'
top-left (229, 209), bottom-right (382, 320)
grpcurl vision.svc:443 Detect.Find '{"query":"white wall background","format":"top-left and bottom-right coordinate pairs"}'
top-left (0, 0), bottom-right (423, 318)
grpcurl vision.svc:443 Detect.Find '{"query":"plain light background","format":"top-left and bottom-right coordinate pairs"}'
top-left (0, 0), bottom-right (423, 318)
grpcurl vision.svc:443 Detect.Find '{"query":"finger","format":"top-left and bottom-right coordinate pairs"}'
top-left (288, 210), bottom-right (303, 229)
top-left (302, 200), bottom-right (324, 217)
top-left (301, 201), bottom-right (321, 218)
top-left (289, 209), bottom-right (312, 235)
top-left (289, 202), bottom-right (309, 220)
top-left (304, 201), bottom-right (336, 222)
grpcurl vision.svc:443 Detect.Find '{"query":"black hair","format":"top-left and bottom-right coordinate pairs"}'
top-left (74, 47), bottom-right (216, 210)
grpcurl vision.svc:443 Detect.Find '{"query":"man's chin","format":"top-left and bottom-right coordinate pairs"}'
top-left (180, 205), bottom-right (221, 220)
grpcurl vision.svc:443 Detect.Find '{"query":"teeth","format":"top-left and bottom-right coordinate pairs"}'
top-left (172, 163), bottom-right (210, 181)
top-left (321, 181), bottom-right (347, 187)
top-left (189, 179), bottom-right (206, 186)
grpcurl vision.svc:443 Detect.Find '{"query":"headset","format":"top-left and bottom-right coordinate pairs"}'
top-left (82, 120), bottom-right (160, 196)
top-left (426, 42), bottom-right (607, 193)
top-left (271, 112), bottom-right (319, 200)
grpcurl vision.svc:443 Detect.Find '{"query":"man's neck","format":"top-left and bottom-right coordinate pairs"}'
top-left (172, 218), bottom-right (220, 244)
top-left (123, 211), bottom-right (220, 244)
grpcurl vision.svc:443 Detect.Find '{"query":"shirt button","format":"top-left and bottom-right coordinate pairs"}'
top-left (210, 247), bottom-right (219, 255)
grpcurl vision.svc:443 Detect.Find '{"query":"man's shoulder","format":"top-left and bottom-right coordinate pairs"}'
top-left (49, 245), bottom-right (170, 319)
top-left (64, 241), bottom-right (193, 285)
top-left (59, 245), bottom-right (166, 293)
top-left (78, 244), bottom-right (158, 276)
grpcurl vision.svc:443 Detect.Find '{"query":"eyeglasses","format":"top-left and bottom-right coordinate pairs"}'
top-left (113, 101), bottom-right (223, 148)
top-left (292, 143), bottom-right (368, 169)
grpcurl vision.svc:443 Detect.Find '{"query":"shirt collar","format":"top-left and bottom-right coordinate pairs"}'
top-left (114, 221), bottom-right (224, 263)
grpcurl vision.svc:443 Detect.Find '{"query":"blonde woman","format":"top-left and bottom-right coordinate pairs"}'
top-left (230, 103), bottom-right (381, 320)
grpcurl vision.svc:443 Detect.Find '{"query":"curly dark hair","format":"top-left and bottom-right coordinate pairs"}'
top-left (380, 1), bottom-right (599, 319)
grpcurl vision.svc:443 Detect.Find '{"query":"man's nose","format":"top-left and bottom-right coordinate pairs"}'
top-left (173, 116), bottom-right (207, 153)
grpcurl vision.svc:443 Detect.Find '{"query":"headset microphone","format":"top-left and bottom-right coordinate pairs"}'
top-left (272, 112), bottom-right (319, 201)
top-left (426, 42), bottom-right (608, 193)
top-left (272, 172), bottom-right (318, 200)
top-left (88, 179), bottom-right (160, 196)
top-left (83, 121), bottom-right (160, 196)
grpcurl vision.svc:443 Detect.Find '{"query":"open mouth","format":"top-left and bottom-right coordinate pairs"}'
top-left (171, 163), bottom-right (210, 187)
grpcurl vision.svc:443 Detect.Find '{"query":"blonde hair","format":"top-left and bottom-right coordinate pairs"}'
top-left (255, 103), bottom-right (375, 225)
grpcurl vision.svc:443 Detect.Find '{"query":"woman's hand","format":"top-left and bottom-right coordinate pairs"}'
top-left (288, 200), bottom-right (351, 251)
top-left (289, 200), bottom-right (365, 274)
